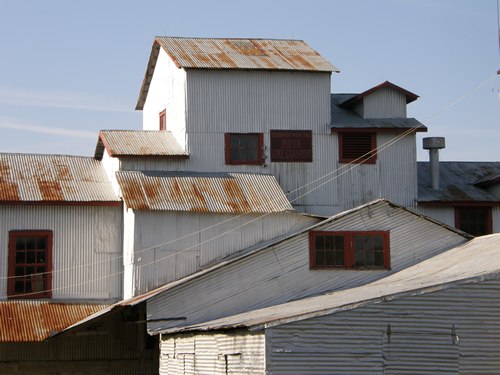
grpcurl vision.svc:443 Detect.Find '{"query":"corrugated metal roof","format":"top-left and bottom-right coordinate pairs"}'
top-left (136, 37), bottom-right (338, 110)
top-left (339, 81), bottom-right (419, 107)
top-left (330, 94), bottom-right (427, 131)
top-left (115, 171), bottom-right (293, 213)
top-left (418, 162), bottom-right (500, 203)
top-left (161, 233), bottom-right (500, 334)
top-left (0, 301), bottom-right (108, 342)
top-left (94, 130), bottom-right (188, 160)
top-left (155, 37), bottom-right (338, 72)
top-left (0, 153), bottom-right (120, 203)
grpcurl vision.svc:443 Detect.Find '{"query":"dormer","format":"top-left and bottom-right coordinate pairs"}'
top-left (340, 81), bottom-right (419, 119)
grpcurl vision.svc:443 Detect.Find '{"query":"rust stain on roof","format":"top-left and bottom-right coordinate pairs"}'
top-left (0, 161), bottom-right (20, 201)
top-left (115, 171), bottom-right (293, 214)
top-left (0, 301), bottom-right (108, 342)
top-left (37, 180), bottom-right (64, 201)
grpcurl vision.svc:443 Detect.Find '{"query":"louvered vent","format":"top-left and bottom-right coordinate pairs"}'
top-left (340, 132), bottom-right (376, 163)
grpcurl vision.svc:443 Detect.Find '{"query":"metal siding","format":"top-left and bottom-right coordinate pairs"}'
top-left (267, 279), bottom-right (500, 374)
top-left (362, 88), bottom-right (407, 118)
top-left (0, 153), bottom-right (119, 203)
top-left (415, 206), bottom-right (455, 228)
top-left (160, 331), bottom-right (265, 375)
top-left (147, 201), bottom-right (467, 332)
top-left (133, 211), bottom-right (315, 295)
top-left (0, 205), bottom-right (122, 300)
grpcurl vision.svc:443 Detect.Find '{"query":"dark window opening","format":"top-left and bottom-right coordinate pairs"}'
top-left (310, 231), bottom-right (390, 269)
top-left (8, 231), bottom-right (53, 298)
top-left (339, 132), bottom-right (376, 164)
top-left (225, 133), bottom-right (264, 165)
top-left (455, 206), bottom-right (492, 236)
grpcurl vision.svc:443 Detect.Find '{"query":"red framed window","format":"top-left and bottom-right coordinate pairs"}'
top-left (309, 231), bottom-right (390, 269)
top-left (159, 109), bottom-right (166, 131)
top-left (339, 132), bottom-right (376, 164)
top-left (8, 230), bottom-right (53, 298)
top-left (225, 133), bottom-right (264, 165)
top-left (455, 206), bottom-right (492, 236)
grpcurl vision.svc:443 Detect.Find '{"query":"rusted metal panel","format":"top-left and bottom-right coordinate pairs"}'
top-left (0, 153), bottom-right (119, 203)
top-left (156, 37), bottom-right (338, 72)
top-left (115, 171), bottom-right (293, 213)
top-left (0, 301), bottom-right (107, 342)
top-left (95, 130), bottom-right (188, 160)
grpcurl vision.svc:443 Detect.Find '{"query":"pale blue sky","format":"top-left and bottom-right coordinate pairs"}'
top-left (0, 0), bottom-right (499, 160)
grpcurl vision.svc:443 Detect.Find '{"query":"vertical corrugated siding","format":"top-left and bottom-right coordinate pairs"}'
top-left (147, 202), bottom-right (467, 333)
top-left (132, 211), bottom-right (317, 295)
top-left (0, 205), bottom-right (122, 300)
top-left (160, 331), bottom-right (264, 375)
top-left (267, 279), bottom-right (500, 374)
top-left (363, 88), bottom-right (407, 118)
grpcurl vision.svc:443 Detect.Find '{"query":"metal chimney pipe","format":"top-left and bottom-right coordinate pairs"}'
top-left (423, 137), bottom-right (445, 190)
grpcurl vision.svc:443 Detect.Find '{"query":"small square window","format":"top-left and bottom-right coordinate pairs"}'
top-left (455, 206), bottom-right (492, 236)
top-left (225, 133), bottom-right (264, 165)
top-left (309, 231), bottom-right (390, 269)
top-left (8, 231), bottom-right (53, 298)
top-left (339, 132), bottom-right (376, 164)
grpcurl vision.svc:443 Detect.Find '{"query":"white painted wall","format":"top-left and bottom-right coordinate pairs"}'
top-left (0, 205), bottom-right (122, 301)
top-left (142, 49), bottom-right (188, 149)
top-left (147, 201), bottom-right (468, 332)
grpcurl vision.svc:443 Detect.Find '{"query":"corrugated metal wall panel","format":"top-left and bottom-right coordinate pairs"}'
top-left (147, 202), bottom-right (467, 332)
top-left (363, 88), bottom-right (407, 118)
top-left (160, 331), bottom-right (264, 375)
top-left (0, 205), bottom-right (122, 300)
top-left (133, 211), bottom-right (318, 295)
top-left (267, 279), bottom-right (500, 374)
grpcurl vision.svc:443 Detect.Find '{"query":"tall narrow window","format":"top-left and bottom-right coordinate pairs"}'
top-left (8, 231), bottom-right (52, 298)
top-left (159, 109), bottom-right (166, 131)
top-left (309, 231), bottom-right (390, 269)
top-left (339, 132), bottom-right (376, 164)
top-left (455, 206), bottom-right (492, 236)
top-left (225, 133), bottom-right (264, 165)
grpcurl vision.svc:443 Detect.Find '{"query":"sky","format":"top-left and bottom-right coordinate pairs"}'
top-left (0, 0), bottom-right (499, 161)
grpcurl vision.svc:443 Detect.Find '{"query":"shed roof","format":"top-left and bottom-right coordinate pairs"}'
top-left (115, 171), bottom-right (294, 213)
top-left (0, 153), bottom-right (120, 204)
top-left (330, 93), bottom-right (427, 131)
top-left (162, 233), bottom-right (500, 333)
top-left (418, 162), bottom-right (500, 203)
top-left (136, 37), bottom-right (338, 110)
top-left (0, 301), bottom-right (108, 342)
top-left (94, 130), bottom-right (188, 160)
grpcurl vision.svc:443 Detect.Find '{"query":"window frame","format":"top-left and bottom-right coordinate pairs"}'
top-left (309, 230), bottom-right (390, 270)
top-left (224, 133), bottom-right (264, 165)
top-left (454, 206), bottom-right (492, 236)
top-left (338, 131), bottom-right (377, 164)
top-left (159, 109), bottom-right (166, 131)
top-left (7, 230), bottom-right (53, 299)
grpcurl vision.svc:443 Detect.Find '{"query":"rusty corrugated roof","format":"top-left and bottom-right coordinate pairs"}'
top-left (136, 37), bottom-right (338, 110)
top-left (94, 130), bottom-right (189, 160)
top-left (115, 171), bottom-right (293, 213)
top-left (0, 153), bottom-right (119, 204)
top-left (0, 301), bottom-right (108, 342)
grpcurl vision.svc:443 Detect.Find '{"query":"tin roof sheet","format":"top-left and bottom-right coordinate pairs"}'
top-left (418, 162), bottom-right (500, 203)
top-left (0, 301), bottom-right (108, 342)
top-left (339, 81), bottom-right (419, 107)
top-left (330, 94), bottom-right (427, 131)
top-left (95, 130), bottom-right (188, 160)
top-left (115, 171), bottom-right (293, 213)
top-left (162, 233), bottom-right (500, 334)
top-left (0, 153), bottom-right (120, 203)
top-left (136, 37), bottom-right (338, 110)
